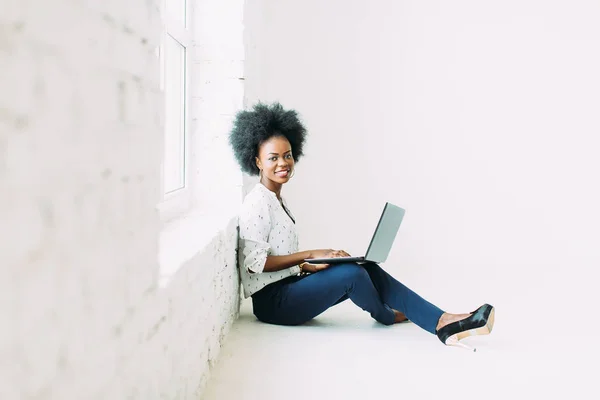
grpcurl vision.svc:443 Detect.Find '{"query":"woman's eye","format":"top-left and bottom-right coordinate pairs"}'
top-left (270, 157), bottom-right (277, 161)
top-left (286, 154), bottom-right (293, 159)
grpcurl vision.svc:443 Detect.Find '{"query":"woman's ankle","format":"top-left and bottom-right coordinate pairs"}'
top-left (436, 312), bottom-right (471, 331)
top-left (392, 309), bottom-right (407, 323)
top-left (436, 313), bottom-right (450, 331)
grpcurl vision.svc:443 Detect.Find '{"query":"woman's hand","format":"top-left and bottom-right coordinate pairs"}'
top-left (301, 262), bottom-right (330, 273)
top-left (309, 249), bottom-right (352, 259)
top-left (301, 249), bottom-right (352, 273)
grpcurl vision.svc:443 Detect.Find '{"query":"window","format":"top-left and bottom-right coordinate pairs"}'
top-left (157, 0), bottom-right (246, 286)
top-left (159, 0), bottom-right (192, 221)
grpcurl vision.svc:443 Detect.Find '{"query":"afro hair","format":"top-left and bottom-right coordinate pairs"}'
top-left (229, 102), bottom-right (308, 176)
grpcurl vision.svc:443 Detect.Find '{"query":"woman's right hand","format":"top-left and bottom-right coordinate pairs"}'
top-left (309, 249), bottom-right (352, 259)
top-left (300, 249), bottom-right (352, 273)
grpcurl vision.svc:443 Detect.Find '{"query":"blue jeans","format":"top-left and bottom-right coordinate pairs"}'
top-left (251, 262), bottom-right (444, 334)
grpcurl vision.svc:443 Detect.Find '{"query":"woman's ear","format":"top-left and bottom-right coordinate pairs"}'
top-left (255, 157), bottom-right (262, 172)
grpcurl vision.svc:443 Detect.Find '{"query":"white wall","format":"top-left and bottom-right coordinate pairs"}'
top-left (244, 0), bottom-right (600, 351)
top-left (191, 0), bottom-right (245, 212)
top-left (0, 0), bottom-right (242, 398)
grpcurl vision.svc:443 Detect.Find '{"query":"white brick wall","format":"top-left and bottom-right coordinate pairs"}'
top-left (0, 0), bottom-right (243, 398)
top-left (190, 0), bottom-right (245, 211)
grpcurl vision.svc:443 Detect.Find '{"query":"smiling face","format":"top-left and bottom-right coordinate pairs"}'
top-left (255, 135), bottom-right (295, 193)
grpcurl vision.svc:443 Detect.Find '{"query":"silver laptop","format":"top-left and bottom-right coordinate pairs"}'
top-left (304, 202), bottom-right (406, 264)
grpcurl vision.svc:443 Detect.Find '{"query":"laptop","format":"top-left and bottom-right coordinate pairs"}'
top-left (304, 202), bottom-right (406, 264)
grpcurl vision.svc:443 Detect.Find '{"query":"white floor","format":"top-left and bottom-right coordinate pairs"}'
top-left (202, 298), bottom-right (596, 400)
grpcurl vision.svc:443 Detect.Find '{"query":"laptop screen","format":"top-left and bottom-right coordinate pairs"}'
top-left (364, 203), bottom-right (406, 263)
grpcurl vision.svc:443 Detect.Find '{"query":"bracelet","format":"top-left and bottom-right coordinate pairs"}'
top-left (299, 262), bottom-right (308, 274)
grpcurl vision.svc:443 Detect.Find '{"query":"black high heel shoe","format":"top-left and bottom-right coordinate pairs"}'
top-left (436, 304), bottom-right (495, 352)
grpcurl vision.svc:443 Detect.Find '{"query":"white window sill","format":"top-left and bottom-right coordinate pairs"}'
top-left (158, 207), bottom-right (238, 288)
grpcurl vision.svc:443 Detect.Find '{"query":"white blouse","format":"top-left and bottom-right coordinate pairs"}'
top-left (238, 183), bottom-right (301, 298)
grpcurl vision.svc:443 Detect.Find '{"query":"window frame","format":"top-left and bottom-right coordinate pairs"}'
top-left (157, 0), bottom-right (194, 223)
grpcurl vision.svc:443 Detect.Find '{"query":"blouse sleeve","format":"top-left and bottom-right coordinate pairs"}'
top-left (239, 197), bottom-right (272, 274)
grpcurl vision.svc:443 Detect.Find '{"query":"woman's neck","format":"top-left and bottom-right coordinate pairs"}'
top-left (260, 179), bottom-right (282, 200)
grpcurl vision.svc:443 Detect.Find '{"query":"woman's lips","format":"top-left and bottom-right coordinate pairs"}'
top-left (275, 170), bottom-right (289, 177)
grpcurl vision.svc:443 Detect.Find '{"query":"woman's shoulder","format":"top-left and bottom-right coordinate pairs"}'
top-left (241, 184), bottom-right (274, 212)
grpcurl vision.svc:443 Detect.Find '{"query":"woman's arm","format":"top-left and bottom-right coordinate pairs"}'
top-left (259, 249), bottom-right (351, 273)
top-left (262, 251), bottom-right (312, 272)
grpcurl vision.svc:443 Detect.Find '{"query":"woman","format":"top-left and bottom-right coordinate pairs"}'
top-left (229, 102), bottom-right (494, 351)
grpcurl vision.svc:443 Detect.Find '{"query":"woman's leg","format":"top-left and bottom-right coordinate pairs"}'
top-left (253, 263), bottom-right (396, 326)
top-left (362, 262), bottom-right (444, 334)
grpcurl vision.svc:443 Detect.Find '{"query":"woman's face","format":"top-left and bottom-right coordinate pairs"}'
top-left (256, 135), bottom-right (295, 187)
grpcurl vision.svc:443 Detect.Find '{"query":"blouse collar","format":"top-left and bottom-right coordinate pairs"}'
top-left (256, 182), bottom-right (287, 205)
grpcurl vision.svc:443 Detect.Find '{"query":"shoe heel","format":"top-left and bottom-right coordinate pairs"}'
top-left (445, 334), bottom-right (476, 352)
top-left (485, 307), bottom-right (495, 333)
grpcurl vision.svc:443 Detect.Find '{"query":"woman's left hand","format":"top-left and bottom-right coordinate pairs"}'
top-left (301, 262), bottom-right (331, 273)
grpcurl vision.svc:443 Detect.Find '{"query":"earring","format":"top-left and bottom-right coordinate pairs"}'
top-left (289, 169), bottom-right (295, 179)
